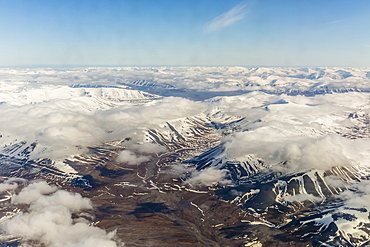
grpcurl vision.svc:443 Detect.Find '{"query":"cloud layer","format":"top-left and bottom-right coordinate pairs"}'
top-left (0, 88), bottom-right (204, 160)
top-left (2, 67), bottom-right (370, 191)
top-left (221, 133), bottom-right (370, 173)
top-left (116, 142), bottom-right (167, 165)
top-left (116, 150), bottom-right (150, 165)
top-left (180, 91), bottom-right (370, 186)
top-left (185, 166), bottom-right (231, 187)
top-left (1, 180), bottom-right (119, 247)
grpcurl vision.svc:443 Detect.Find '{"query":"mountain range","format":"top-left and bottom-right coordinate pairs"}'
top-left (1, 67), bottom-right (370, 246)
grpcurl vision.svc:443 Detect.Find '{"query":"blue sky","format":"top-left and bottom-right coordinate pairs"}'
top-left (0, 0), bottom-right (370, 67)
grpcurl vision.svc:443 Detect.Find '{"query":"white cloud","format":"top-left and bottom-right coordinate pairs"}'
top-left (326, 180), bottom-right (370, 240)
top-left (204, 0), bottom-right (249, 33)
top-left (221, 132), bottom-right (370, 173)
top-left (325, 175), bottom-right (346, 188)
top-left (283, 193), bottom-right (322, 203)
top-left (212, 92), bottom-right (370, 174)
top-left (0, 90), bottom-right (205, 160)
top-left (0, 182), bottom-right (18, 192)
top-left (116, 150), bottom-right (150, 165)
top-left (185, 167), bottom-right (231, 187)
top-left (115, 142), bottom-right (167, 166)
top-left (0, 178), bottom-right (26, 193)
top-left (1, 181), bottom-right (120, 247)
top-left (337, 180), bottom-right (370, 208)
top-left (11, 180), bottom-right (58, 204)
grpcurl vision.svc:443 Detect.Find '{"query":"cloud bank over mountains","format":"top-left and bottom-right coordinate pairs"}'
top-left (1, 67), bottom-right (370, 171)
top-left (0, 89), bottom-right (204, 159)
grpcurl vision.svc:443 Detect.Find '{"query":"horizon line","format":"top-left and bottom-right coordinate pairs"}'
top-left (0, 64), bottom-right (368, 69)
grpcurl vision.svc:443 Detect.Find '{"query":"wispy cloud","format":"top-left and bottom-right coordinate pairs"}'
top-left (204, 0), bottom-right (249, 33)
top-left (320, 18), bottom-right (346, 27)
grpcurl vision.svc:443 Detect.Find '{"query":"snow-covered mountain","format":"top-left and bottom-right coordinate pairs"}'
top-left (1, 66), bottom-right (370, 99)
top-left (1, 67), bottom-right (370, 246)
